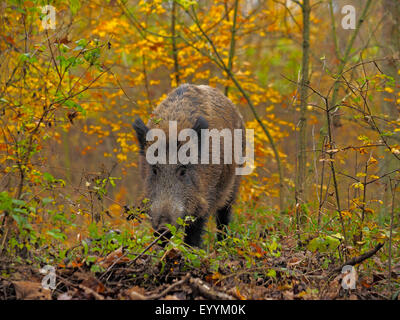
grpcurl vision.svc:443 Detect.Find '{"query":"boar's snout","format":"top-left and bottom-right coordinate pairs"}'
top-left (150, 199), bottom-right (185, 232)
top-left (152, 214), bottom-right (174, 244)
top-left (153, 213), bottom-right (172, 230)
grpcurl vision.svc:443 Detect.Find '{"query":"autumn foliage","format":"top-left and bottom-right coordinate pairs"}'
top-left (0, 0), bottom-right (399, 300)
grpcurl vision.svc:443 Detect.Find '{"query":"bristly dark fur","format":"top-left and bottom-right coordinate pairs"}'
top-left (133, 84), bottom-right (245, 246)
top-left (132, 118), bottom-right (149, 154)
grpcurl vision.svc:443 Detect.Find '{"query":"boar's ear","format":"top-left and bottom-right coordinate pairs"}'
top-left (192, 116), bottom-right (208, 138)
top-left (192, 116), bottom-right (208, 156)
top-left (133, 117), bottom-right (149, 153)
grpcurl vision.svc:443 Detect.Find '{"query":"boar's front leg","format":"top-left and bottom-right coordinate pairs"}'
top-left (216, 205), bottom-right (231, 241)
top-left (184, 217), bottom-right (205, 247)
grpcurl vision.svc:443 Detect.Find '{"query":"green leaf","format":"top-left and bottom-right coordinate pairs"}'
top-left (86, 255), bottom-right (97, 263)
top-left (42, 197), bottom-right (54, 205)
top-left (69, 0), bottom-right (81, 15)
top-left (82, 240), bottom-right (89, 256)
top-left (11, 199), bottom-right (26, 207)
top-left (46, 229), bottom-right (66, 241)
top-left (307, 236), bottom-right (340, 253)
top-left (11, 213), bottom-right (32, 230)
top-left (175, 0), bottom-right (198, 10)
top-left (64, 100), bottom-right (86, 115)
top-left (43, 172), bottom-right (55, 183)
top-left (267, 269), bottom-right (277, 278)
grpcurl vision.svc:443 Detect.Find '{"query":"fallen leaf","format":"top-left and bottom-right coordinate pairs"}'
top-left (99, 247), bottom-right (130, 268)
top-left (161, 248), bottom-right (180, 261)
top-left (124, 286), bottom-right (147, 300)
top-left (282, 290), bottom-right (294, 300)
top-left (13, 281), bottom-right (51, 300)
top-left (324, 275), bottom-right (342, 299)
top-left (81, 277), bottom-right (105, 294)
top-left (162, 295), bottom-right (180, 300)
top-left (57, 292), bottom-right (73, 300)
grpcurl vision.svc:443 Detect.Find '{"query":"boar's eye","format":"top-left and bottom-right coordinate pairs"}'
top-left (177, 166), bottom-right (187, 177)
top-left (151, 166), bottom-right (158, 175)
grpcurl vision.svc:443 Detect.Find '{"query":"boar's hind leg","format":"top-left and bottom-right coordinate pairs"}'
top-left (184, 217), bottom-right (205, 247)
top-left (216, 205), bottom-right (232, 241)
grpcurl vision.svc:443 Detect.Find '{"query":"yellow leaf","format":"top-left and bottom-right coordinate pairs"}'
top-left (352, 182), bottom-right (364, 190)
top-left (369, 157), bottom-right (378, 165)
top-left (364, 208), bottom-right (374, 214)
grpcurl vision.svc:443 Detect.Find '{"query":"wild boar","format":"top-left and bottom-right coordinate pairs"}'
top-left (133, 84), bottom-right (245, 246)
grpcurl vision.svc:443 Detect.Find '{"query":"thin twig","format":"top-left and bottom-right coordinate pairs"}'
top-left (127, 229), bottom-right (170, 267)
top-left (332, 242), bottom-right (384, 273)
top-left (145, 274), bottom-right (190, 300)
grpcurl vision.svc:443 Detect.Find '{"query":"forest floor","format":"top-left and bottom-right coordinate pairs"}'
top-left (0, 233), bottom-right (397, 300)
